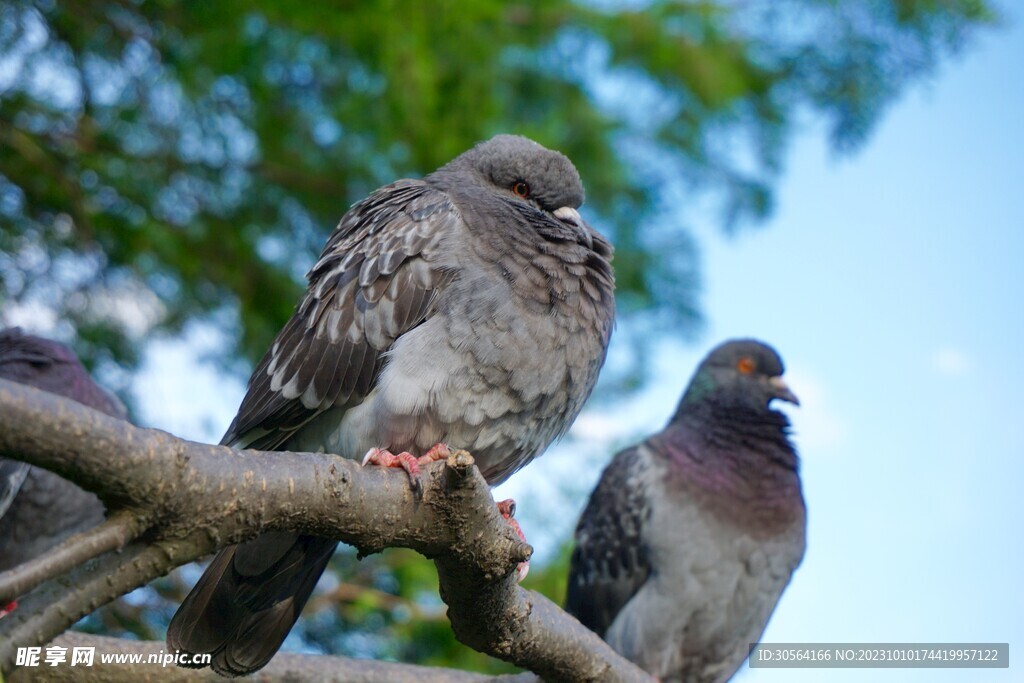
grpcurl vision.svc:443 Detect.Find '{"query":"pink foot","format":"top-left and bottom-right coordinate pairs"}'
top-left (362, 443), bottom-right (452, 496)
top-left (497, 498), bottom-right (530, 582)
top-left (420, 442), bottom-right (454, 464)
top-left (0, 600), bottom-right (16, 619)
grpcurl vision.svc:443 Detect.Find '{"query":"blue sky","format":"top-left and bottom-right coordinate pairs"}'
top-left (129, 10), bottom-right (1023, 681)
top-left (502, 9), bottom-right (1023, 682)
top-left (694, 11), bottom-right (1023, 680)
top-left (559, 11), bottom-right (1022, 682)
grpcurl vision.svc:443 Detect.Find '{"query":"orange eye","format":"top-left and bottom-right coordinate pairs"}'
top-left (737, 357), bottom-right (755, 374)
top-left (512, 181), bottom-right (530, 198)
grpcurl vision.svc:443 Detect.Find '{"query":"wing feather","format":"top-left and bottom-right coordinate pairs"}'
top-left (0, 461), bottom-right (29, 520)
top-left (222, 180), bottom-right (458, 450)
top-left (566, 446), bottom-right (653, 637)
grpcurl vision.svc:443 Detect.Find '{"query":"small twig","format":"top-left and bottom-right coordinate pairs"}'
top-left (0, 539), bottom-right (204, 667)
top-left (0, 510), bottom-right (147, 604)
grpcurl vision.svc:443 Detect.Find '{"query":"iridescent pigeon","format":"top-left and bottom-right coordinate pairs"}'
top-left (566, 339), bottom-right (805, 683)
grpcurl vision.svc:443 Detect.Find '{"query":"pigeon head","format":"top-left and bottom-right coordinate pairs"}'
top-left (0, 327), bottom-right (126, 418)
top-left (441, 134), bottom-right (585, 211)
top-left (679, 339), bottom-right (799, 415)
top-left (429, 134), bottom-right (600, 250)
top-left (0, 327), bottom-right (80, 393)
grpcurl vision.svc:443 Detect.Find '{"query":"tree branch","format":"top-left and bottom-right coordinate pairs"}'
top-left (0, 540), bottom-right (204, 669)
top-left (0, 510), bottom-right (146, 603)
top-left (0, 379), bottom-right (652, 681)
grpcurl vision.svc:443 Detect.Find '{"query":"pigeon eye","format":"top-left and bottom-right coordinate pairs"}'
top-left (512, 181), bottom-right (530, 198)
top-left (737, 357), bottom-right (755, 374)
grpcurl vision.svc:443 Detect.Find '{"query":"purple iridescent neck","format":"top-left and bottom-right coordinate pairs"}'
top-left (650, 404), bottom-right (804, 536)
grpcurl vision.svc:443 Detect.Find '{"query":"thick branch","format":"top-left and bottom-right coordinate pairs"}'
top-left (0, 379), bottom-right (652, 681)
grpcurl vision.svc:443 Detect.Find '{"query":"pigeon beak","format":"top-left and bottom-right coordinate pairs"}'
top-left (553, 206), bottom-right (593, 249)
top-left (553, 206), bottom-right (582, 223)
top-left (768, 375), bottom-right (800, 406)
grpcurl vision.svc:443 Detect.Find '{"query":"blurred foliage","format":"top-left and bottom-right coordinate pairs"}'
top-left (0, 0), bottom-right (996, 381)
top-left (0, 0), bottom-right (996, 673)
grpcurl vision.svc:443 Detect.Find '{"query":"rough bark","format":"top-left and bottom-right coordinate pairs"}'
top-left (0, 378), bottom-right (652, 682)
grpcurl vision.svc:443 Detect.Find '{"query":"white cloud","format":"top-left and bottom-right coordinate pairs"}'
top-left (784, 369), bottom-right (846, 453)
top-left (931, 347), bottom-right (973, 377)
top-left (132, 323), bottom-right (245, 443)
top-left (1, 300), bottom-right (60, 332)
top-left (568, 410), bottom-right (640, 443)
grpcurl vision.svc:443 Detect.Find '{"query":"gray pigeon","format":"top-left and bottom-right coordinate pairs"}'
top-left (565, 339), bottom-right (805, 683)
top-left (166, 135), bottom-right (616, 676)
top-left (0, 328), bottom-right (127, 572)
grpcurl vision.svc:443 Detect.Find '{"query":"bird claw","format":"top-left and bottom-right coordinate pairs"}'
top-left (420, 442), bottom-right (454, 465)
top-left (0, 600), bottom-right (16, 619)
top-left (497, 498), bottom-right (530, 582)
top-left (362, 443), bottom-right (453, 497)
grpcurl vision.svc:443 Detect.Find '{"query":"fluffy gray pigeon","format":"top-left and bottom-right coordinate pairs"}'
top-left (565, 339), bottom-right (805, 683)
top-left (166, 134), bottom-right (616, 676)
top-left (0, 328), bottom-right (127, 572)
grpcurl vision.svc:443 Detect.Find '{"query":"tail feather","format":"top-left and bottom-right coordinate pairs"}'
top-left (166, 532), bottom-right (338, 675)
